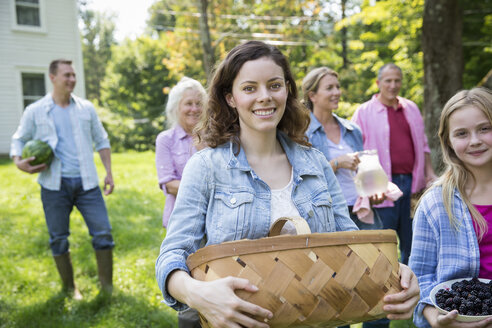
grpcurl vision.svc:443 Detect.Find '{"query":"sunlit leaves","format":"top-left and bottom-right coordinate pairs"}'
top-left (98, 35), bottom-right (172, 151)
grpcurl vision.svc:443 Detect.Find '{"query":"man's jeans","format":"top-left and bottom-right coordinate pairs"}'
top-left (41, 177), bottom-right (114, 256)
top-left (374, 173), bottom-right (413, 265)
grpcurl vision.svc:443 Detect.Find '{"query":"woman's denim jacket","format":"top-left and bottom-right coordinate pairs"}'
top-left (155, 131), bottom-right (358, 310)
top-left (306, 112), bottom-right (364, 159)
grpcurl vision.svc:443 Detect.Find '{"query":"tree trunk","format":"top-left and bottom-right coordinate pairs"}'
top-left (341, 0), bottom-right (348, 68)
top-left (197, 0), bottom-right (215, 81)
top-left (422, 0), bottom-right (463, 173)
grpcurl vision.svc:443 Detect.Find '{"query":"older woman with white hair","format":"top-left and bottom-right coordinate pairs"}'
top-left (155, 77), bottom-right (206, 228)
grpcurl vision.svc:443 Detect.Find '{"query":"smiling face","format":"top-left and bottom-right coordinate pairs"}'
top-left (309, 74), bottom-right (341, 113)
top-left (177, 88), bottom-right (203, 134)
top-left (448, 105), bottom-right (492, 171)
top-left (50, 63), bottom-right (76, 96)
top-left (377, 67), bottom-right (402, 106)
top-left (225, 57), bottom-right (287, 139)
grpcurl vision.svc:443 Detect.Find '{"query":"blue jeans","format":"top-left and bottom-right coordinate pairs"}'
top-left (41, 177), bottom-right (114, 256)
top-left (374, 174), bottom-right (413, 265)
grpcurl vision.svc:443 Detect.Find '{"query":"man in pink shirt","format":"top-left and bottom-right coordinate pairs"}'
top-left (352, 63), bottom-right (436, 328)
top-left (352, 63), bottom-right (436, 266)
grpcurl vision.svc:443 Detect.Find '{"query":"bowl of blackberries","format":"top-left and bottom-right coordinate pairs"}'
top-left (431, 277), bottom-right (492, 322)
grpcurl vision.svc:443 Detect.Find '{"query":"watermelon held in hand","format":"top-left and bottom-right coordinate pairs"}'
top-left (22, 140), bottom-right (54, 166)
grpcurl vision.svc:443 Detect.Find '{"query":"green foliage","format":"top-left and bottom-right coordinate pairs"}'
top-left (335, 0), bottom-right (424, 107)
top-left (79, 0), bottom-right (491, 151)
top-left (80, 8), bottom-right (116, 102)
top-left (335, 101), bottom-right (360, 120)
top-left (148, 0), bottom-right (207, 81)
top-left (99, 36), bottom-right (173, 151)
top-left (146, 0), bottom-right (177, 33)
top-left (462, 0), bottom-right (492, 87)
top-left (147, 0), bottom-right (428, 107)
top-left (0, 153), bottom-right (176, 327)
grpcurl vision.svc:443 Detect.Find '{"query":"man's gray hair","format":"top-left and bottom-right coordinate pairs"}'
top-left (377, 63), bottom-right (402, 80)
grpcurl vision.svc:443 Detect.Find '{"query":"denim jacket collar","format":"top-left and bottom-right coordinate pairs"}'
top-left (226, 131), bottom-right (321, 180)
top-left (307, 112), bottom-right (353, 137)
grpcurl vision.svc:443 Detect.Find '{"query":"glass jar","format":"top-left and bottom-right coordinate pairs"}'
top-left (354, 150), bottom-right (389, 197)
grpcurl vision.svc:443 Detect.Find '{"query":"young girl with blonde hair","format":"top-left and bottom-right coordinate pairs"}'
top-left (409, 87), bottom-right (492, 328)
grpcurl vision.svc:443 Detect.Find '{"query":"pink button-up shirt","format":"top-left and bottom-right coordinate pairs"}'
top-left (351, 94), bottom-right (430, 208)
top-left (155, 124), bottom-right (197, 227)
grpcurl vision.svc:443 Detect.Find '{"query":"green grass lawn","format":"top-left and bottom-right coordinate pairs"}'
top-left (0, 151), bottom-right (417, 328)
top-left (0, 151), bottom-right (177, 327)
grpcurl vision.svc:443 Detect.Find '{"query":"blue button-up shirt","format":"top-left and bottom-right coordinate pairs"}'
top-left (306, 112), bottom-right (364, 157)
top-left (155, 131), bottom-right (358, 310)
top-left (306, 112), bottom-right (364, 205)
top-left (409, 186), bottom-right (480, 328)
top-left (10, 93), bottom-right (110, 191)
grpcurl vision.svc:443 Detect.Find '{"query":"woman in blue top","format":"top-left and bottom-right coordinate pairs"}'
top-left (156, 41), bottom-right (419, 328)
top-left (303, 67), bottom-right (383, 230)
top-left (410, 87), bottom-right (492, 328)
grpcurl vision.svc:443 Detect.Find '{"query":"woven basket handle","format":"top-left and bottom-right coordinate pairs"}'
top-left (268, 216), bottom-right (312, 237)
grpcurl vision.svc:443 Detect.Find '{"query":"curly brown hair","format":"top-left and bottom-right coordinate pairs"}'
top-left (195, 41), bottom-right (311, 150)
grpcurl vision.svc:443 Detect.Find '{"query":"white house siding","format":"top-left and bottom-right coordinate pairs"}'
top-left (0, 0), bottom-right (85, 155)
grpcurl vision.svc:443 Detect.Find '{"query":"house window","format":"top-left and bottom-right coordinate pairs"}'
top-left (15, 0), bottom-right (40, 27)
top-left (22, 73), bottom-right (45, 108)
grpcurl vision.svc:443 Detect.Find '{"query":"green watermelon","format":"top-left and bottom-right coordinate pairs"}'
top-left (22, 140), bottom-right (54, 166)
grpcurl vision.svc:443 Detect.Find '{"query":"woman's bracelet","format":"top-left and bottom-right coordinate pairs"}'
top-left (332, 159), bottom-right (338, 171)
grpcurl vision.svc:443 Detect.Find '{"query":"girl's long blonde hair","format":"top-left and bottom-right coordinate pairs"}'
top-left (437, 87), bottom-right (492, 239)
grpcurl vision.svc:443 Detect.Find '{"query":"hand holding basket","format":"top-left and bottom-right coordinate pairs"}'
top-left (186, 217), bottom-right (402, 327)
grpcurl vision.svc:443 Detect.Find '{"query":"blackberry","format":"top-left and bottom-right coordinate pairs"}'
top-left (435, 278), bottom-right (492, 316)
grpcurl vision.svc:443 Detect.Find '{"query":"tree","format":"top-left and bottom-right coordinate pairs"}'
top-left (79, 8), bottom-right (116, 102)
top-left (146, 0), bottom-right (177, 32)
top-left (197, 0), bottom-right (215, 78)
top-left (336, 0), bottom-right (424, 108)
top-left (462, 0), bottom-right (492, 88)
top-left (422, 0), bottom-right (463, 172)
top-left (147, 0), bottom-right (340, 83)
top-left (99, 35), bottom-right (173, 151)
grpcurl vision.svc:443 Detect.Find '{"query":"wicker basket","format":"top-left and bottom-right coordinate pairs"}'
top-left (186, 217), bottom-right (402, 328)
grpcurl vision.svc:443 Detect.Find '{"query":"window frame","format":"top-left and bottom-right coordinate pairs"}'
top-left (15, 67), bottom-right (49, 113)
top-left (10, 0), bottom-right (47, 33)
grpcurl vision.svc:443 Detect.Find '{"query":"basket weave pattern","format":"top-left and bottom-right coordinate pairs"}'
top-left (187, 226), bottom-right (401, 328)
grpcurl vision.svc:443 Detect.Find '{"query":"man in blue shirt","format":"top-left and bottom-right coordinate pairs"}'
top-left (10, 59), bottom-right (115, 299)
